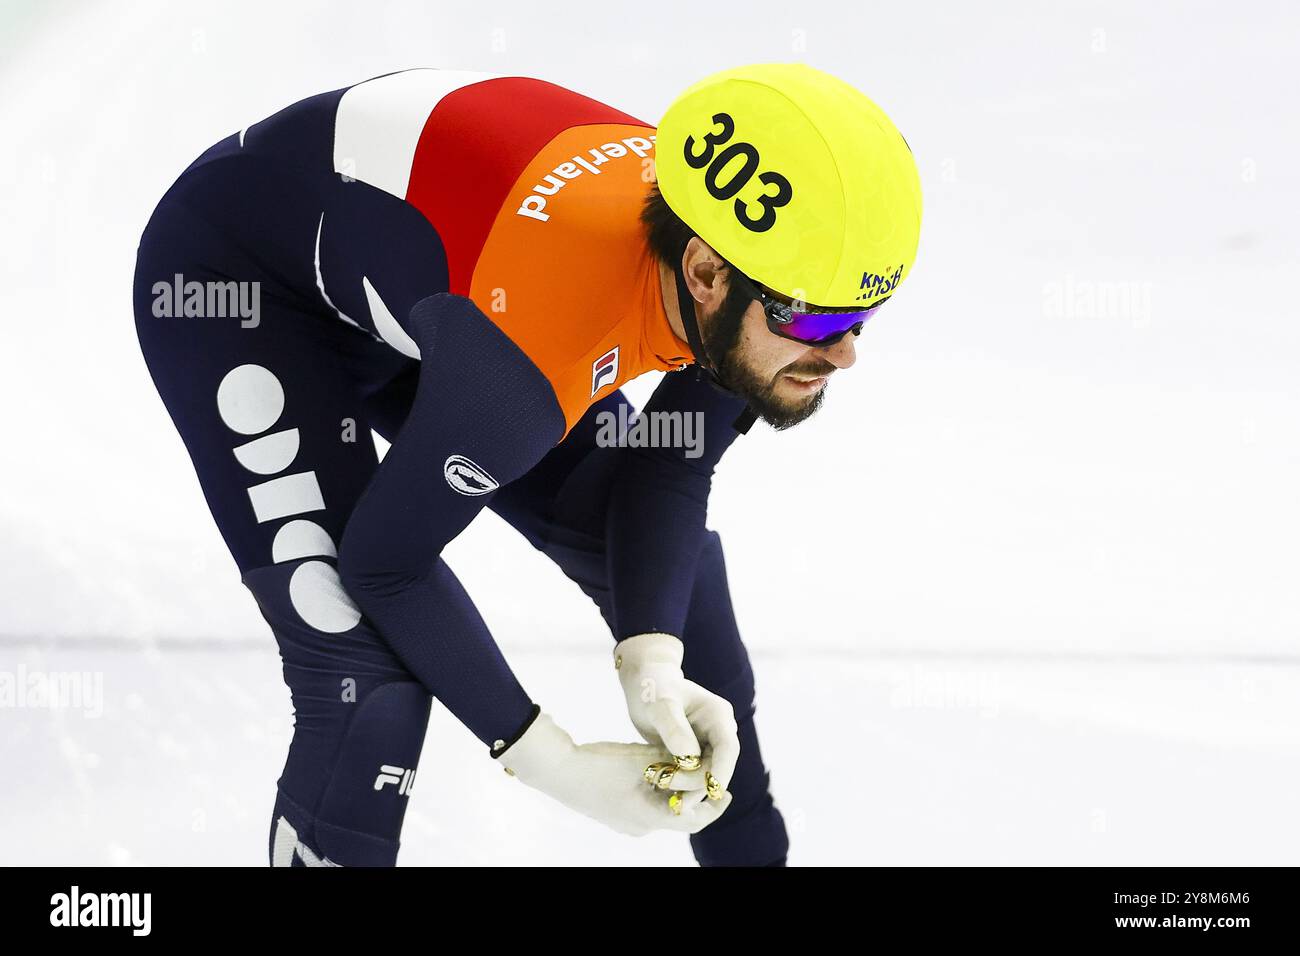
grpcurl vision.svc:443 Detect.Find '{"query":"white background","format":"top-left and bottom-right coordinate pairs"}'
top-left (1, 0), bottom-right (1297, 865)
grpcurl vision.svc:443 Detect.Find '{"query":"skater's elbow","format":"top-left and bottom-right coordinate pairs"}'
top-left (338, 544), bottom-right (430, 604)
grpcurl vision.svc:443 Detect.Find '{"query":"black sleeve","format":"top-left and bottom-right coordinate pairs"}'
top-left (338, 293), bottom-right (564, 749)
top-left (605, 367), bottom-right (751, 639)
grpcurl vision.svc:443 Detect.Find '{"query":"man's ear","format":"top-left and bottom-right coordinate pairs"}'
top-left (682, 238), bottom-right (727, 301)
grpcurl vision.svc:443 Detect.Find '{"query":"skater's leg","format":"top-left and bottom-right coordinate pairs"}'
top-left (678, 531), bottom-right (788, 866)
top-left (134, 169), bottom-right (434, 865)
top-left (250, 560), bottom-right (431, 867)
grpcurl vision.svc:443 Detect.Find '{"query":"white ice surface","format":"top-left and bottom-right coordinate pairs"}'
top-left (1, 1), bottom-right (1298, 864)
top-left (2, 642), bottom-right (1297, 865)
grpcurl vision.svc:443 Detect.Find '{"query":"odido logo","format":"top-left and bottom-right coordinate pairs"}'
top-left (682, 112), bottom-right (792, 234)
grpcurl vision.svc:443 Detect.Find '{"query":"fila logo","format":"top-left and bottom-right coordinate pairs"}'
top-left (591, 346), bottom-right (620, 396)
top-left (444, 455), bottom-right (499, 496)
top-left (374, 764), bottom-right (417, 795)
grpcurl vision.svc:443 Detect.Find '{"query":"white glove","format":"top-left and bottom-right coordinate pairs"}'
top-left (613, 632), bottom-right (741, 810)
top-left (494, 710), bottom-right (733, 836)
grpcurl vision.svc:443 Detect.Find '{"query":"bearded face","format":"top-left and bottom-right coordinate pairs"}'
top-left (701, 274), bottom-right (849, 431)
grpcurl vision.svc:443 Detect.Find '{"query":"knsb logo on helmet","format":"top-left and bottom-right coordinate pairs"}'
top-left (859, 265), bottom-right (905, 303)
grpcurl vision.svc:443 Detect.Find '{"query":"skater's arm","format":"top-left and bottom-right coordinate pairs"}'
top-left (339, 293), bottom-right (566, 751)
top-left (604, 368), bottom-right (750, 640)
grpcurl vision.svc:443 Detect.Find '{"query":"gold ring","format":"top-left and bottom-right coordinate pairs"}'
top-left (705, 772), bottom-right (724, 801)
top-left (668, 792), bottom-right (684, 816)
top-left (643, 761), bottom-right (677, 790)
top-left (673, 754), bottom-right (702, 772)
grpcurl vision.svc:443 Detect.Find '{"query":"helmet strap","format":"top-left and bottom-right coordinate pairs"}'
top-left (673, 258), bottom-right (716, 375)
top-left (673, 260), bottom-right (759, 435)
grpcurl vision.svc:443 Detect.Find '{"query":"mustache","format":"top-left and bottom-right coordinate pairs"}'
top-left (779, 359), bottom-right (837, 378)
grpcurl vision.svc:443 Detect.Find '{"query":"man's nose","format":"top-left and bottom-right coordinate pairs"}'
top-left (814, 331), bottom-right (858, 370)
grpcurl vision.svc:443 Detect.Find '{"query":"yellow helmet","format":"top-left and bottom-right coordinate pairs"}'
top-left (655, 63), bottom-right (922, 309)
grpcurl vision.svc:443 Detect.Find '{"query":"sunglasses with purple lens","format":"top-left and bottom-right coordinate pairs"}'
top-left (729, 267), bottom-right (888, 347)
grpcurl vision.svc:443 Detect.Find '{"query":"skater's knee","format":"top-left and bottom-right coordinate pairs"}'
top-left (272, 679), bottom-right (431, 867)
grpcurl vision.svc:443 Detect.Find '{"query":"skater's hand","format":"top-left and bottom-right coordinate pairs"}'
top-left (494, 711), bottom-right (733, 836)
top-left (612, 633), bottom-right (741, 812)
